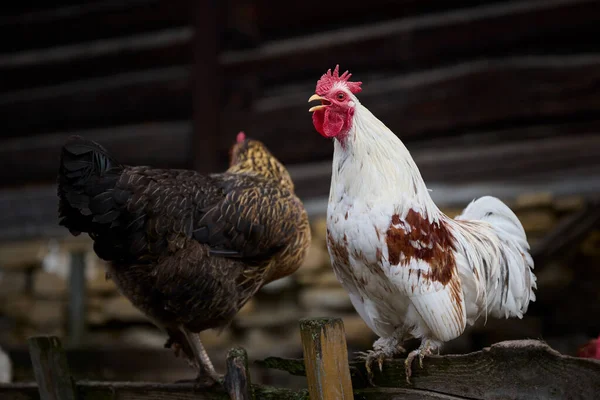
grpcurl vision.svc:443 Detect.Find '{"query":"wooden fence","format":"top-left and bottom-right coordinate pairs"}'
top-left (1, 317), bottom-right (599, 400)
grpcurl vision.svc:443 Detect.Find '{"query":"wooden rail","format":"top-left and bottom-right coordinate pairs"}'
top-left (1, 317), bottom-right (599, 399)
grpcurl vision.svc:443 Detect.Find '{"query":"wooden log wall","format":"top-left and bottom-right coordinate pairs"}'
top-left (0, 0), bottom-right (599, 236)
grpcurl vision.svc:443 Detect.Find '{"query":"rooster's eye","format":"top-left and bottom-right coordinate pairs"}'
top-left (336, 92), bottom-right (345, 101)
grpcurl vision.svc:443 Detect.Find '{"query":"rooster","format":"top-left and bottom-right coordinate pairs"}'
top-left (57, 132), bottom-right (311, 384)
top-left (308, 66), bottom-right (536, 383)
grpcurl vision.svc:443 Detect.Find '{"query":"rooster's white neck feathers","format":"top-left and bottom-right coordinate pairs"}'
top-left (330, 102), bottom-right (441, 223)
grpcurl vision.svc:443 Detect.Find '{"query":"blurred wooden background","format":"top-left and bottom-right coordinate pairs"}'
top-left (0, 0), bottom-right (599, 386)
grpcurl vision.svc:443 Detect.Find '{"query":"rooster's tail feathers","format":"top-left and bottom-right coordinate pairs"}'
top-left (455, 196), bottom-right (536, 320)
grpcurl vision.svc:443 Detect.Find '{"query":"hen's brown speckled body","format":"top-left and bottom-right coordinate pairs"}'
top-left (57, 135), bottom-right (310, 381)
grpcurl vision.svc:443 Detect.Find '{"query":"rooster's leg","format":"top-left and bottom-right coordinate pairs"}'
top-left (404, 339), bottom-right (439, 384)
top-left (356, 337), bottom-right (405, 386)
top-left (181, 327), bottom-right (223, 384)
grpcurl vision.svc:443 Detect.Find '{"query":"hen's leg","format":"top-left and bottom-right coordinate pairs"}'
top-left (404, 339), bottom-right (440, 384)
top-left (356, 336), bottom-right (405, 386)
top-left (181, 327), bottom-right (223, 384)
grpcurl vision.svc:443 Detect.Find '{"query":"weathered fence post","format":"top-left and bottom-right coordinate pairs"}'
top-left (28, 336), bottom-right (77, 400)
top-left (224, 346), bottom-right (253, 400)
top-left (299, 317), bottom-right (354, 400)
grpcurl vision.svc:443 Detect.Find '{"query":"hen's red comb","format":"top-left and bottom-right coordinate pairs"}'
top-left (315, 65), bottom-right (362, 96)
top-left (236, 131), bottom-right (246, 143)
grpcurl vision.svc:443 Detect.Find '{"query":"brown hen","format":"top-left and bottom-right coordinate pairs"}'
top-left (57, 132), bottom-right (311, 384)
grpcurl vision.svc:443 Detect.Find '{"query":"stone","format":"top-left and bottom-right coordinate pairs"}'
top-left (0, 346), bottom-right (12, 383)
top-left (0, 294), bottom-right (34, 319)
top-left (120, 327), bottom-right (167, 348)
top-left (235, 306), bottom-right (302, 329)
top-left (0, 240), bottom-right (48, 270)
top-left (342, 315), bottom-right (376, 348)
top-left (297, 270), bottom-right (340, 287)
top-left (29, 300), bottom-right (65, 328)
top-left (199, 328), bottom-right (232, 349)
top-left (515, 192), bottom-right (553, 209)
top-left (311, 218), bottom-right (328, 245)
top-left (103, 295), bottom-right (148, 323)
top-left (243, 327), bottom-right (301, 359)
top-left (553, 196), bottom-right (585, 212)
top-left (297, 242), bottom-right (329, 274)
top-left (33, 270), bottom-right (68, 298)
top-left (3, 296), bottom-right (65, 328)
top-left (299, 287), bottom-right (353, 312)
top-left (440, 208), bottom-right (466, 219)
top-left (238, 298), bottom-right (256, 316)
top-left (0, 270), bottom-right (26, 295)
top-left (515, 210), bottom-right (556, 233)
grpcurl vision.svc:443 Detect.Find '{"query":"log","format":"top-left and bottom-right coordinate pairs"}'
top-left (0, 121), bottom-right (192, 186)
top-left (223, 0), bottom-right (600, 84)
top-left (0, 67), bottom-right (191, 138)
top-left (6, 0), bottom-right (596, 92)
top-left (219, 55), bottom-right (600, 164)
top-left (27, 336), bottom-right (76, 400)
top-left (224, 347), bottom-right (253, 400)
top-left (0, 28), bottom-right (193, 92)
top-left (0, 381), bottom-right (307, 400)
top-left (191, 0), bottom-right (221, 173)
top-left (299, 317), bottom-right (354, 400)
top-left (259, 340), bottom-right (600, 400)
top-left (0, 0), bottom-right (190, 53)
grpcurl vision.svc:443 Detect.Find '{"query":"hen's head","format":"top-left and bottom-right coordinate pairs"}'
top-left (308, 65), bottom-right (362, 141)
top-left (228, 132), bottom-right (294, 191)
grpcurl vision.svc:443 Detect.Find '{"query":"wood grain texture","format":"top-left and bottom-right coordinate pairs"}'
top-left (27, 336), bottom-right (76, 400)
top-left (223, 0), bottom-right (600, 84)
top-left (0, 381), bottom-right (307, 400)
top-left (300, 317), bottom-right (354, 400)
top-left (225, 347), bottom-right (253, 400)
top-left (219, 55), bottom-right (600, 165)
top-left (261, 340), bottom-right (600, 400)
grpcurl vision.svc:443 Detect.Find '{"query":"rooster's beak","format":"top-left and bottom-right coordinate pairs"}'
top-left (308, 94), bottom-right (327, 112)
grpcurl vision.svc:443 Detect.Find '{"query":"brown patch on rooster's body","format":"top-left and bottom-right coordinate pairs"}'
top-left (385, 209), bottom-right (456, 286)
top-left (327, 229), bottom-right (350, 266)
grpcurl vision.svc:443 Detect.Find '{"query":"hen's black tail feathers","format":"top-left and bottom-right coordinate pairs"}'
top-left (58, 136), bottom-right (124, 236)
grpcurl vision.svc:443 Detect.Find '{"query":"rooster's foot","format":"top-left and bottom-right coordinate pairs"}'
top-left (404, 339), bottom-right (437, 384)
top-left (356, 337), bottom-right (405, 386)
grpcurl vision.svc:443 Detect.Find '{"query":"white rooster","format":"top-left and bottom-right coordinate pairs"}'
top-left (308, 66), bottom-right (537, 383)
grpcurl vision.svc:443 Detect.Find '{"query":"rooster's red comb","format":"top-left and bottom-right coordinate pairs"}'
top-left (315, 65), bottom-right (362, 96)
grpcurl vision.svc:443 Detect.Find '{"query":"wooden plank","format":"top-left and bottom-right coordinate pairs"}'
top-left (224, 347), bottom-right (253, 400)
top-left (0, 28), bottom-right (193, 91)
top-left (0, 121), bottom-right (192, 187)
top-left (262, 340), bottom-right (600, 400)
top-left (3, 1), bottom-right (597, 98)
top-left (0, 0), bottom-right (190, 53)
top-left (220, 55), bottom-right (600, 164)
top-left (0, 381), bottom-right (309, 400)
top-left (27, 336), bottom-right (76, 400)
top-left (0, 67), bottom-right (191, 138)
top-left (299, 317), bottom-right (354, 400)
top-left (2, 54), bottom-right (598, 152)
top-left (191, 0), bottom-right (221, 173)
top-left (223, 0), bottom-right (600, 84)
